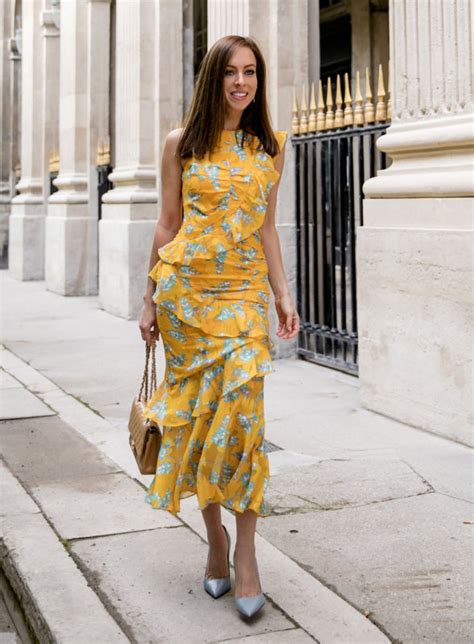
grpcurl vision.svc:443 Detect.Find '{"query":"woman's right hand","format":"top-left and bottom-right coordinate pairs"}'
top-left (139, 299), bottom-right (160, 344)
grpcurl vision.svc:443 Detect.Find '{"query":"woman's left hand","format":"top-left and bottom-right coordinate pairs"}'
top-left (275, 293), bottom-right (300, 340)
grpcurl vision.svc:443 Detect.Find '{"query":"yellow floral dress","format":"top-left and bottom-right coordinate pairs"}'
top-left (143, 128), bottom-right (287, 518)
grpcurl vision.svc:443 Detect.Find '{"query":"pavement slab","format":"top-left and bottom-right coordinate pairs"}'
top-left (265, 453), bottom-right (431, 514)
top-left (257, 493), bottom-right (474, 644)
top-left (222, 629), bottom-right (315, 643)
top-left (0, 378), bottom-right (55, 421)
top-left (70, 527), bottom-right (294, 644)
top-left (0, 415), bottom-right (121, 485)
top-left (31, 471), bottom-right (179, 539)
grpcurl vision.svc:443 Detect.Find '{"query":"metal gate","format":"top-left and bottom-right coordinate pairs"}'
top-left (291, 69), bottom-right (390, 374)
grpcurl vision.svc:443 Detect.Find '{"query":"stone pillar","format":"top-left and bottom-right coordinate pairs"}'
top-left (41, 2), bottom-right (60, 224)
top-left (46, 0), bottom-right (94, 295)
top-left (207, 0), bottom-right (248, 43)
top-left (154, 1), bottom-right (183, 188)
top-left (307, 0), bottom-right (320, 91)
top-left (99, 0), bottom-right (158, 319)
top-left (7, 4), bottom-right (21, 233)
top-left (87, 0), bottom-right (111, 280)
top-left (358, 0), bottom-right (474, 445)
top-left (208, 0), bottom-right (308, 359)
top-left (0, 0), bottom-right (13, 265)
top-left (9, 0), bottom-right (45, 281)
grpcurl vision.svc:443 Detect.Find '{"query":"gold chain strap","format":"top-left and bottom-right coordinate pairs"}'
top-left (138, 340), bottom-right (157, 403)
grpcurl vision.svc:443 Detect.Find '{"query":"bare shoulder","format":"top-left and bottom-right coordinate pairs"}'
top-left (165, 127), bottom-right (185, 151)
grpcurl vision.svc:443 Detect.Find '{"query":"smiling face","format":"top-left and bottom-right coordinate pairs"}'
top-left (223, 46), bottom-right (258, 117)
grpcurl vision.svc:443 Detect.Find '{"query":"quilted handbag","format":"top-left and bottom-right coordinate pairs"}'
top-left (128, 340), bottom-right (162, 474)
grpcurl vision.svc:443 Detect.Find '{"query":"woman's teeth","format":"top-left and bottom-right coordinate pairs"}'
top-left (231, 92), bottom-right (248, 100)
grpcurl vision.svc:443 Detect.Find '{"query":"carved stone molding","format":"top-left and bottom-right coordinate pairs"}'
top-left (41, 10), bottom-right (60, 36)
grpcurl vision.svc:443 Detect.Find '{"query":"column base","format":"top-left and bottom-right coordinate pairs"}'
top-left (99, 203), bottom-right (157, 319)
top-left (8, 203), bottom-right (45, 280)
top-left (357, 197), bottom-right (473, 447)
top-left (45, 203), bottom-right (98, 295)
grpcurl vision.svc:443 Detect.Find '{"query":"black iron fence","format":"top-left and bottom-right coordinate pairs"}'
top-left (293, 122), bottom-right (389, 375)
top-left (97, 163), bottom-right (113, 220)
top-left (49, 171), bottom-right (58, 195)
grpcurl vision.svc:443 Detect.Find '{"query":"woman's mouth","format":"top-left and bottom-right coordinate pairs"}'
top-left (230, 91), bottom-right (249, 101)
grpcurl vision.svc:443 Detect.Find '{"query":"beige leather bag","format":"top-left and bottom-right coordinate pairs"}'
top-left (128, 340), bottom-right (162, 474)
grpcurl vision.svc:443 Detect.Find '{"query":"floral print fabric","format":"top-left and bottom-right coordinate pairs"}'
top-left (143, 129), bottom-right (287, 517)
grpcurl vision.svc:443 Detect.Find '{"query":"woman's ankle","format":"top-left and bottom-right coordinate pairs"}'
top-left (207, 523), bottom-right (227, 548)
top-left (234, 542), bottom-right (256, 556)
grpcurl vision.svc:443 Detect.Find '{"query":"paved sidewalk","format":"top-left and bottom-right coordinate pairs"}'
top-left (1, 271), bottom-right (473, 643)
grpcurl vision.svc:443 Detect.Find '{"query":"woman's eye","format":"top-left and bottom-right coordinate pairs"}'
top-left (225, 69), bottom-right (255, 75)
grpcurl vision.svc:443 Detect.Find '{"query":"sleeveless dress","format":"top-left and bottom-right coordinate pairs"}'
top-left (143, 128), bottom-right (288, 518)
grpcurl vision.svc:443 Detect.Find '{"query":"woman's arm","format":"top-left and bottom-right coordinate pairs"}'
top-left (143, 128), bottom-right (184, 304)
top-left (260, 145), bottom-right (299, 339)
top-left (139, 129), bottom-right (183, 343)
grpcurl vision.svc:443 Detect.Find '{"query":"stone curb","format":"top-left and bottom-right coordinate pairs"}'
top-left (0, 461), bottom-right (129, 644)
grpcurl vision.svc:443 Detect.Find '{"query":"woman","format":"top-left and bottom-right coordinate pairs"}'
top-left (139, 34), bottom-right (299, 618)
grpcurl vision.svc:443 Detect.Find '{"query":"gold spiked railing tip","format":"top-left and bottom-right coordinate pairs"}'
top-left (364, 66), bottom-right (375, 124)
top-left (291, 60), bottom-right (390, 136)
top-left (317, 79), bottom-right (326, 131)
top-left (375, 63), bottom-right (387, 122)
top-left (334, 74), bottom-right (344, 128)
top-left (343, 72), bottom-right (354, 127)
top-left (299, 83), bottom-right (308, 134)
top-left (102, 137), bottom-right (111, 165)
top-left (48, 149), bottom-right (59, 173)
top-left (97, 140), bottom-right (105, 166)
top-left (292, 85), bottom-right (300, 135)
top-left (387, 60), bottom-right (392, 121)
top-left (308, 81), bottom-right (317, 133)
top-left (354, 69), bottom-right (364, 125)
top-left (325, 77), bottom-right (335, 130)
top-left (97, 138), bottom-right (111, 166)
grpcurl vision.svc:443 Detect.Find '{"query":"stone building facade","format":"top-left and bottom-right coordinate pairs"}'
top-left (1, 0), bottom-right (472, 445)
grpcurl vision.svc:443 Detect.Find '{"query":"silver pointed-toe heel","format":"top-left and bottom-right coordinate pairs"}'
top-left (203, 524), bottom-right (231, 599)
top-left (233, 551), bottom-right (265, 618)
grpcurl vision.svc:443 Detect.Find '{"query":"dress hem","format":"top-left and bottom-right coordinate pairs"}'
top-left (145, 488), bottom-right (272, 519)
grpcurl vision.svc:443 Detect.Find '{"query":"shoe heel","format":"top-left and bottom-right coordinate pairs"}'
top-left (203, 524), bottom-right (231, 599)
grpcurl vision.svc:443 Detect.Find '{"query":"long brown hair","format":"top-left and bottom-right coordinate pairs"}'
top-left (176, 35), bottom-right (280, 161)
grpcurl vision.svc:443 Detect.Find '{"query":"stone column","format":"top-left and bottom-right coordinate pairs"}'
top-left (87, 0), bottom-right (111, 280)
top-left (41, 2), bottom-right (60, 224)
top-left (7, 4), bottom-right (21, 226)
top-left (207, 0), bottom-right (248, 42)
top-left (46, 0), bottom-right (93, 295)
top-left (9, 0), bottom-right (45, 280)
top-left (99, 0), bottom-right (158, 319)
top-left (358, 0), bottom-right (474, 445)
top-left (154, 1), bottom-right (183, 192)
top-left (0, 0), bottom-right (13, 265)
top-left (307, 0), bottom-right (320, 91)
